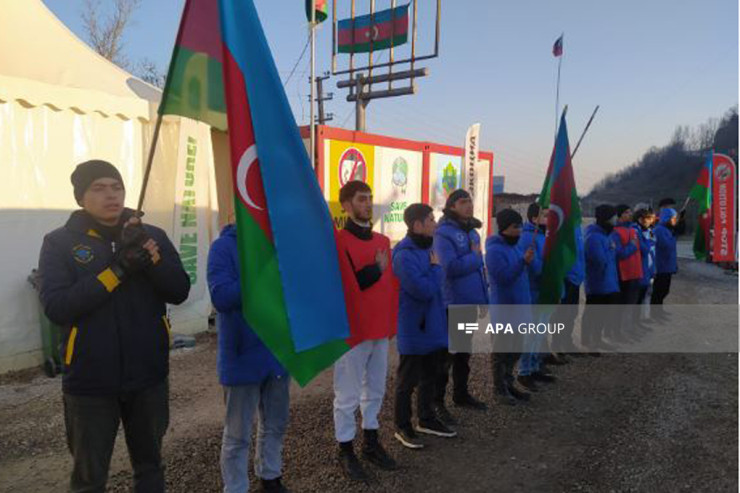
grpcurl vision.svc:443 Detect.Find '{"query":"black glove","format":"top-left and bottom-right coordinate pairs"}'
top-left (120, 222), bottom-right (150, 249)
top-left (111, 244), bottom-right (153, 280)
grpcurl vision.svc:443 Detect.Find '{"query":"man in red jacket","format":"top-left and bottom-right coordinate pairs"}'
top-left (612, 204), bottom-right (643, 342)
top-left (333, 181), bottom-right (398, 481)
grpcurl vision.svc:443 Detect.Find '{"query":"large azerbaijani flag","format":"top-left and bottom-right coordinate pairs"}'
top-left (338, 5), bottom-right (409, 54)
top-left (161, 0), bottom-right (359, 386)
top-left (537, 112), bottom-right (582, 305)
top-left (689, 152), bottom-right (713, 260)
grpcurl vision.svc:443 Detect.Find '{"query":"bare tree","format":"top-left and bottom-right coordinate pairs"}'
top-left (82, 0), bottom-right (141, 68)
top-left (136, 58), bottom-right (166, 88)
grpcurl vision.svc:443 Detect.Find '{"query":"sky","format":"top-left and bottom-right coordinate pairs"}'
top-left (43, 0), bottom-right (738, 194)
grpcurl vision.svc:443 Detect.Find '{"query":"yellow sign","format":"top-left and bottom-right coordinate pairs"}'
top-left (328, 140), bottom-right (375, 229)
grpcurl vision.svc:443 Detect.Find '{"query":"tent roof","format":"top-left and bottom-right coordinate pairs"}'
top-left (0, 0), bottom-right (162, 121)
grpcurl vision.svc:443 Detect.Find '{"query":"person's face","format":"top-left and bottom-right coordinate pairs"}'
top-left (451, 197), bottom-right (474, 219)
top-left (538, 209), bottom-right (549, 226)
top-left (647, 213), bottom-right (657, 226)
top-left (80, 178), bottom-right (125, 225)
top-left (412, 212), bottom-right (438, 237)
top-left (669, 215), bottom-right (678, 227)
top-left (619, 209), bottom-right (633, 223)
top-left (502, 223), bottom-right (522, 238)
top-left (342, 191), bottom-right (373, 222)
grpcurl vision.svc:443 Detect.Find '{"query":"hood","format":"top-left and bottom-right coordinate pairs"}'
top-left (487, 234), bottom-right (515, 248)
top-left (586, 223), bottom-right (608, 237)
top-left (523, 222), bottom-right (537, 233)
top-left (659, 208), bottom-right (677, 225)
top-left (221, 223), bottom-right (237, 238)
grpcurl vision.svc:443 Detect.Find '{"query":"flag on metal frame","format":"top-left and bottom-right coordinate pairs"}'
top-left (537, 111), bottom-right (581, 304)
top-left (338, 4), bottom-right (409, 54)
top-left (306, 0), bottom-right (328, 23)
top-left (552, 35), bottom-right (564, 57)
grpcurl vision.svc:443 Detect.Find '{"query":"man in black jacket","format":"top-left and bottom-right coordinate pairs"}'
top-left (38, 160), bottom-right (191, 493)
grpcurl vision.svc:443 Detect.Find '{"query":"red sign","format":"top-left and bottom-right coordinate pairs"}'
top-left (711, 153), bottom-right (737, 262)
top-left (338, 148), bottom-right (368, 186)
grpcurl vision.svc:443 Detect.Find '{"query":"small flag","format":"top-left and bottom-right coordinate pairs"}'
top-left (689, 152), bottom-right (713, 260)
top-left (552, 35), bottom-right (564, 57)
top-left (338, 5), bottom-right (409, 54)
top-left (306, 0), bottom-right (328, 24)
top-left (537, 110), bottom-right (581, 304)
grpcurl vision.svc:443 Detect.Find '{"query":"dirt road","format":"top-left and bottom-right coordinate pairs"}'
top-left (0, 258), bottom-right (737, 492)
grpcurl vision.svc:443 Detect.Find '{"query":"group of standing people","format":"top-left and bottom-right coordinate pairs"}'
top-left (38, 160), bottom-right (683, 493)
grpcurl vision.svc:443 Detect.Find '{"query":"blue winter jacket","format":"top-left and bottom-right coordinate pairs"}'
top-left (565, 226), bottom-right (586, 286)
top-left (392, 236), bottom-right (448, 355)
top-left (434, 217), bottom-right (489, 306)
top-left (584, 223), bottom-right (620, 295)
top-left (654, 209), bottom-right (678, 274)
top-left (634, 224), bottom-right (656, 286)
top-left (517, 222), bottom-right (544, 303)
top-left (207, 225), bottom-right (287, 386)
top-left (485, 235), bottom-right (531, 305)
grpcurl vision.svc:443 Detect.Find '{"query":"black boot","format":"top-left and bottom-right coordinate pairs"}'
top-left (516, 375), bottom-right (539, 392)
top-left (453, 393), bottom-right (487, 410)
top-left (433, 402), bottom-right (457, 426)
top-left (258, 477), bottom-right (290, 493)
top-left (338, 441), bottom-right (368, 481)
top-left (362, 429), bottom-right (397, 470)
top-left (492, 385), bottom-right (517, 406)
top-left (532, 371), bottom-right (557, 383)
top-left (506, 381), bottom-right (531, 402)
top-left (492, 358), bottom-right (517, 406)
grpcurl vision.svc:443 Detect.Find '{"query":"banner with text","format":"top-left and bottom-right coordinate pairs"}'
top-left (712, 153), bottom-right (737, 263)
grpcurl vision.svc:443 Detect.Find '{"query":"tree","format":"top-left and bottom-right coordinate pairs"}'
top-left (136, 58), bottom-right (166, 89)
top-left (81, 0), bottom-right (141, 68)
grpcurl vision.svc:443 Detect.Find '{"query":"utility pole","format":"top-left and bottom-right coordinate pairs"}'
top-left (315, 73), bottom-right (334, 125)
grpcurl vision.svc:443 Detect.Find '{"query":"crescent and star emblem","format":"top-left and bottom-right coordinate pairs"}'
top-left (236, 144), bottom-right (263, 211)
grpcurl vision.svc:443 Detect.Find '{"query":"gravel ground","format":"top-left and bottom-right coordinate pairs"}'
top-left (0, 258), bottom-right (737, 493)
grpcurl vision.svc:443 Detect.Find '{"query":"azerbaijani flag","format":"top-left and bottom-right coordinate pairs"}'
top-left (689, 152), bottom-right (713, 260)
top-left (306, 0), bottom-right (328, 23)
top-left (552, 35), bottom-right (564, 57)
top-left (537, 112), bottom-right (581, 305)
top-left (338, 5), bottom-right (409, 54)
top-left (161, 0), bottom-right (360, 386)
top-left (159, 0), bottom-right (227, 131)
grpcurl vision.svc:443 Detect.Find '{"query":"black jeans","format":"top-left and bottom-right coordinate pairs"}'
top-left (63, 380), bottom-right (169, 493)
top-left (491, 352), bottom-right (519, 392)
top-left (651, 273), bottom-right (673, 305)
top-left (434, 352), bottom-right (471, 403)
top-left (619, 279), bottom-right (641, 333)
top-left (581, 293), bottom-right (620, 347)
top-left (395, 350), bottom-right (446, 429)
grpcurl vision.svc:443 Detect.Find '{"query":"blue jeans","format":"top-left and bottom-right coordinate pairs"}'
top-left (220, 376), bottom-right (290, 493)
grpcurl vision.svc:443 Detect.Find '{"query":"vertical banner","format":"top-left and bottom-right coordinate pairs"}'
top-left (712, 153), bottom-right (737, 263)
top-left (327, 140), bottom-right (375, 229)
top-left (374, 147), bottom-right (423, 242)
top-left (462, 123), bottom-right (481, 198)
top-left (170, 118), bottom-right (217, 334)
top-left (474, 158), bottom-right (491, 238)
top-left (429, 153), bottom-right (462, 217)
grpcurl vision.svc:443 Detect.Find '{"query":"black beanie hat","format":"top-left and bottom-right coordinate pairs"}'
top-left (496, 208), bottom-right (522, 233)
top-left (71, 160), bottom-right (124, 203)
top-left (658, 197), bottom-right (676, 208)
top-left (404, 203), bottom-right (434, 229)
top-left (445, 189), bottom-right (471, 209)
top-left (595, 204), bottom-right (617, 224)
top-left (526, 202), bottom-right (541, 222)
top-left (615, 204), bottom-right (631, 217)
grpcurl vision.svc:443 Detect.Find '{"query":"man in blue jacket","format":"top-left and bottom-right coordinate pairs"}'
top-left (650, 208), bottom-right (679, 319)
top-left (434, 189), bottom-right (488, 411)
top-left (516, 204), bottom-right (557, 390)
top-left (392, 204), bottom-right (456, 450)
top-left (208, 224), bottom-right (291, 493)
top-left (485, 209), bottom-right (535, 405)
top-left (581, 204), bottom-right (620, 352)
top-left (633, 207), bottom-right (656, 330)
top-left (38, 160), bottom-right (191, 493)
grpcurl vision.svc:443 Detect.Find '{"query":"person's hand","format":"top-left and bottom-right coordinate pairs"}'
top-left (120, 216), bottom-right (149, 248)
top-left (142, 238), bottom-right (161, 265)
top-left (376, 249), bottom-right (389, 272)
top-left (114, 244), bottom-right (152, 276)
top-left (430, 250), bottom-right (440, 266)
top-left (471, 241), bottom-right (481, 254)
top-left (524, 247), bottom-right (535, 264)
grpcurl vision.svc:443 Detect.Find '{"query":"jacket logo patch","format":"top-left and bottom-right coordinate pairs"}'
top-left (72, 244), bottom-right (94, 264)
top-left (456, 233), bottom-right (467, 246)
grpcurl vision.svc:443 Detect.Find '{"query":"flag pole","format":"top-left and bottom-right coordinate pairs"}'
top-left (571, 105), bottom-right (599, 160)
top-left (135, 112), bottom-right (164, 215)
top-left (534, 104), bottom-right (568, 249)
top-left (309, 1), bottom-right (317, 171)
top-left (554, 32), bottom-right (563, 140)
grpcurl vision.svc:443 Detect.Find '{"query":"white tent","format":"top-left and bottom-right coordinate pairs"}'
top-left (0, 0), bottom-right (220, 373)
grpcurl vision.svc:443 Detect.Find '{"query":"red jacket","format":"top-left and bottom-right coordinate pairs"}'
top-left (613, 225), bottom-right (643, 282)
top-left (337, 226), bottom-right (398, 346)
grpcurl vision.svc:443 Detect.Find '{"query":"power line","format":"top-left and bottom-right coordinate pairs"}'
top-left (283, 34), bottom-right (311, 87)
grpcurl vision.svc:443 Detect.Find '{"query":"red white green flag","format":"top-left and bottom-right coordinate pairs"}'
top-left (338, 5), bottom-right (409, 54)
top-left (306, 0), bottom-right (328, 23)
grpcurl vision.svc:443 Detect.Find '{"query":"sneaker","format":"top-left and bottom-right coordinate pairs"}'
top-left (257, 477), bottom-right (290, 493)
top-left (532, 371), bottom-right (557, 383)
top-left (453, 393), bottom-right (488, 410)
top-left (433, 403), bottom-right (457, 426)
top-left (394, 427), bottom-right (425, 449)
top-left (361, 430), bottom-right (397, 470)
top-left (337, 442), bottom-right (369, 481)
top-left (516, 375), bottom-right (539, 392)
top-left (416, 418), bottom-right (458, 438)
